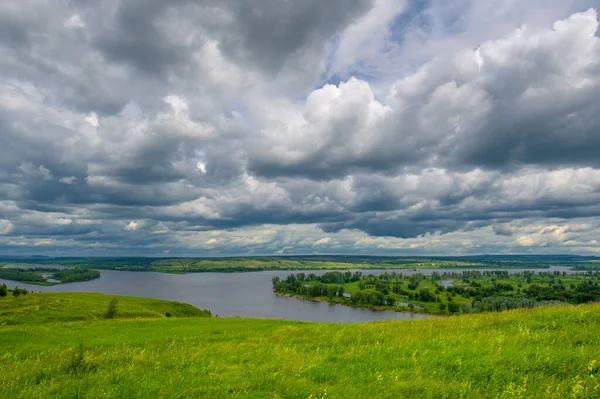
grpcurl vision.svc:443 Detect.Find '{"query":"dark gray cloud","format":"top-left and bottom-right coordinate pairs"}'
top-left (216, 0), bottom-right (374, 74)
top-left (1, 1), bottom-right (600, 255)
top-left (93, 0), bottom-right (191, 77)
top-left (91, 0), bottom-right (373, 83)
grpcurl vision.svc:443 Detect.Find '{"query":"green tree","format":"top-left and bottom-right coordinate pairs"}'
top-left (418, 288), bottom-right (437, 302)
top-left (448, 301), bottom-right (460, 314)
top-left (439, 303), bottom-right (447, 312)
top-left (271, 276), bottom-right (280, 288)
top-left (327, 286), bottom-right (337, 299)
top-left (0, 283), bottom-right (7, 297)
top-left (12, 287), bottom-right (21, 297)
top-left (371, 292), bottom-right (385, 306)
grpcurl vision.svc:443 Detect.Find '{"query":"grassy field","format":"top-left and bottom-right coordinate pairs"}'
top-left (1, 292), bottom-right (600, 398)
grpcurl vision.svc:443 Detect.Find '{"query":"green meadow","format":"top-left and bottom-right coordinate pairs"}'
top-left (1, 292), bottom-right (600, 398)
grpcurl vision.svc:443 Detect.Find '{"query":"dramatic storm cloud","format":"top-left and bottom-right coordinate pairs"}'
top-left (2, 0), bottom-right (600, 255)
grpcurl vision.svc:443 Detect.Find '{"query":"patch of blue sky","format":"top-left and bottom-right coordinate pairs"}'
top-left (388, 0), bottom-right (431, 45)
top-left (389, 0), bottom-right (471, 44)
top-left (315, 32), bottom-right (342, 86)
top-left (309, 0), bottom-right (472, 99)
top-left (221, 99), bottom-right (250, 120)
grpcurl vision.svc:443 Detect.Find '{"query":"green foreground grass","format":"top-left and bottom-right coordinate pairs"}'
top-left (1, 293), bottom-right (600, 398)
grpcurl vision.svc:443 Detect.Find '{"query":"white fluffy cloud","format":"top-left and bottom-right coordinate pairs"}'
top-left (124, 221), bottom-right (139, 232)
top-left (251, 9), bottom-right (600, 178)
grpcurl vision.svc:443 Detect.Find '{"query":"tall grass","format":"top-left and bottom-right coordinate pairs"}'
top-left (1, 293), bottom-right (600, 398)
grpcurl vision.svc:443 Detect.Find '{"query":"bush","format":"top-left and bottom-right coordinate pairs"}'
top-left (418, 288), bottom-right (437, 302)
top-left (104, 298), bottom-right (119, 319)
top-left (0, 283), bottom-right (7, 297)
top-left (67, 344), bottom-right (95, 374)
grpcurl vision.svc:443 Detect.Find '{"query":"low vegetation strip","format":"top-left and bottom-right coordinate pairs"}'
top-left (1, 298), bottom-right (600, 398)
top-left (4, 254), bottom-right (598, 273)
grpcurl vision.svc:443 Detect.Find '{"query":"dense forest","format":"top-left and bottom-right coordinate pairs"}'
top-left (0, 268), bottom-right (48, 284)
top-left (51, 268), bottom-right (101, 283)
top-left (0, 267), bottom-right (100, 285)
top-left (272, 270), bottom-right (600, 314)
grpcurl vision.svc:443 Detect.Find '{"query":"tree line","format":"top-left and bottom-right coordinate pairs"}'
top-left (272, 270), bottom-right (600, 314)
top-left (0, 267), bottom-right (100, 284)
top-left (0, 283), bottom-right (29, 297)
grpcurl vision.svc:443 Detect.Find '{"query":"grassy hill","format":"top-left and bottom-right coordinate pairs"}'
top-left (0, 292), bottom-right (211, 325)
top-left (1, 293), bottom-right (600, 398)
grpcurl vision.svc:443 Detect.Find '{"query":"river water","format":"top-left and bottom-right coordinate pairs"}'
top-left (0, 266), bottom-right (574, 322)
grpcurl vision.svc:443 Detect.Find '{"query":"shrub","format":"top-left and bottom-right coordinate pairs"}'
top-left (0, 283), bottom-right (7, 297)
top-left (418, 288), bottom-right (437, 302)
top-left (67, 344), bottom-right (96, 374)
top-left (104, 298), bottom-right (119, 319)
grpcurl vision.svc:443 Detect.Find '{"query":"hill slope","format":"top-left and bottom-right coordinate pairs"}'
top-left (0, 292), bottom-right (211, 325)
top-left (1, 294), bottom-right (599, 398)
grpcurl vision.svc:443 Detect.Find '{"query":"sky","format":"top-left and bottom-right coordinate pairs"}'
top-left (2, 0), bottom-right (600, 257)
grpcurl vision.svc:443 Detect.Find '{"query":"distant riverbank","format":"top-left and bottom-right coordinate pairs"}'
top-left (0, 264), bottom-right (100, 286)
top-left (2, 254), bottom-right (595, 275)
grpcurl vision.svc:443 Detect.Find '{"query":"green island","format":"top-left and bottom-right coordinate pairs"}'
top-left (1, 290), bottom-right (599, 398)
top-left (273, 270), bottom-right (600, 314)
top-left (0, 266), bottom-right (101, 285)
top-left (2, 254), bottom-right (600, 273)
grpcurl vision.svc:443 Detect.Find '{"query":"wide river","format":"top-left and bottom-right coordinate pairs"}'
top-left (0, 266), bottom-right (574, 322)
